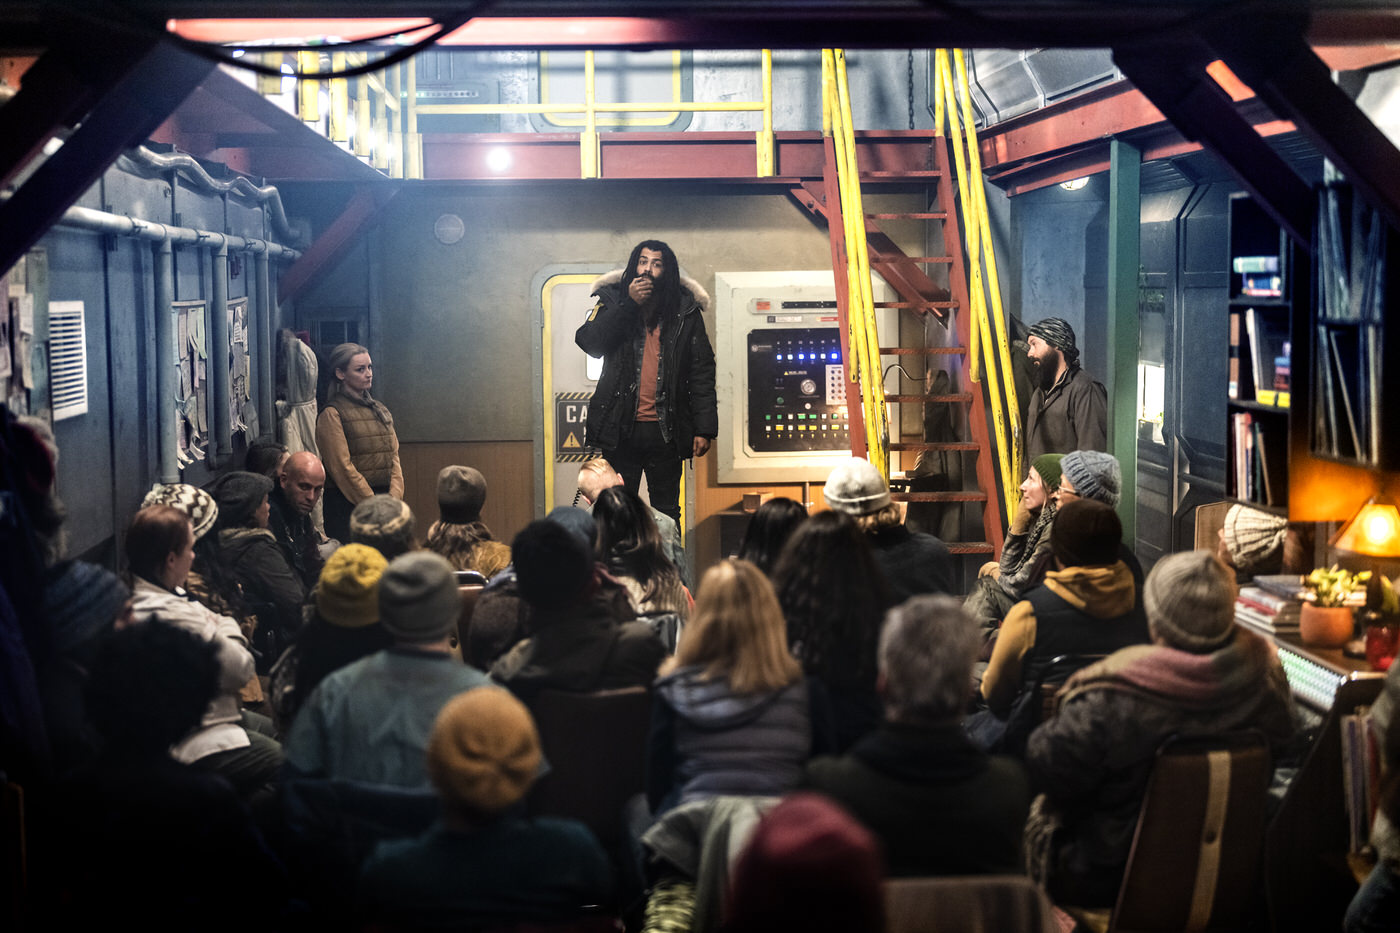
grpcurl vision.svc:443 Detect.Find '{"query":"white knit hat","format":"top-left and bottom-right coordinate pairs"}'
top-left (823, 458), bottom-right (891, 516)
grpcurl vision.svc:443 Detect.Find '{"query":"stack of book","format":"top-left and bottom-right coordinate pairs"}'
top-left (1234, 576), bottom-right (1304, 637)
top-left (1342, 705), bottom-right (1381, 854)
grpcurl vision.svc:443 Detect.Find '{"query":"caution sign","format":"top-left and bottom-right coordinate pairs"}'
top-left (555, 392), bottom-right (596, 460)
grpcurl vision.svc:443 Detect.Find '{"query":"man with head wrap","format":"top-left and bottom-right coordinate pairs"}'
top-left (1024, 317), bottom-right (1108, 461)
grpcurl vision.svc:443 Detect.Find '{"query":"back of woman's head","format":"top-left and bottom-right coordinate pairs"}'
top-left (594, 486), bottom-right (668, 580)
top-left (125, 505), bottom-right (191, 583)
top-left (736, 498), bottom-right (808, 576)
top-left (771, 510), bottom-right (888, 687)
top-left (674, 559), bottom-right (799, 694)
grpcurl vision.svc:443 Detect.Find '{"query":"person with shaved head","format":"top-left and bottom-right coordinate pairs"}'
top-left (269, 450), bottom-right (328, 589)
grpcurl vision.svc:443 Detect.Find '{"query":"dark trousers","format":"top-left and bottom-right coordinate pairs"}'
top-left (605, 421), bottom-right (683, 526)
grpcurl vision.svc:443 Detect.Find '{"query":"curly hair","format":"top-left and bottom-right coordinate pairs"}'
top-left (772, 510), bottom-right (889, 690)
top-left (424, 520), bottom-right (494, 569)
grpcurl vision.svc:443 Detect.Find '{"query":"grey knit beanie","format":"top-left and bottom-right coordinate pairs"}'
top-left (437, 465), bottom-right (487, 524)
top-left (823, 458), bottom-right (891, 516)
top-left (350, 494), bottom-right (416, 559)
top-left (1145, 550), bottom-right (1237, 653)
top-left (378, 551), bottom-right (462, 643)
top-left (1060, 450), bottom-right (1122, 508)
top-left (207, 471), bottom-right (273, 529)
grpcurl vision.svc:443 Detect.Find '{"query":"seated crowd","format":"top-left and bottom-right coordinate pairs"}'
top-left (6, 416), bottom-right (1343, 931)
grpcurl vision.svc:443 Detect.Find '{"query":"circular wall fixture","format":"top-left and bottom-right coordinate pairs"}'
top-left (433, 213), bottom-right (466, 245)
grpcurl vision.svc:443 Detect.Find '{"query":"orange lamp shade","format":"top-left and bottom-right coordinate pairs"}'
top-left (1331, 496), bottom-right (1400, 558)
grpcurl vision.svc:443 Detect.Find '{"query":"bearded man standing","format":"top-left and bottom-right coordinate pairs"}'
top-left (575, 240), bottom-right (717, 526)
top-left (1023, 317), bottom-right (1108, 462)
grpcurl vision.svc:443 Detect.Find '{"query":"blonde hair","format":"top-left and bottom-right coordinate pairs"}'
top-left (327, 342), bottom-right (370, 399)
top-left (577, 457), bottom-right (617, 503)
top-left (852, 502), bottom-right (902, 534)
top-left (665, 559), bottom-right (801, 694)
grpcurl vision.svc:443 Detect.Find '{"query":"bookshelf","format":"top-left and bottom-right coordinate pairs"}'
top-left (1309, 181), bottom-right (1400, 470)
top-left (1227, 194), bottom-right (1298, 512)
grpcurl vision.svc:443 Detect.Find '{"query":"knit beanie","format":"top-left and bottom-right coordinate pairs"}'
top-left (723, 793), bottom-right (885, 933)
top-left (823, 458), bottom-right (891, 516)
top-left (315, 544), bottom-right (388, 628)
top-left (1145, 550), bottom-right (1237, 652)
top-left (427, 687), bottom-right (541, 816)
top-left (1028, 317), bottom-right (1080, 365)
top-left (545, 505), bottom-right (597, 556)
top-left (350, 494), bottom-right (416, 559)
top-left (1051, 498), bottom-right (1122, 568)
top-left (1222, 504), bottom-right (1288, 571)
top-left (437, 465), bottom-right (488, 525)
top-left (43, 560), bottom-right (131, 653)
top-left (142, 483), bottom-right (218, 541)
top-left (1031, 453), bottom-right (1064, 492)
top-left (378, 551), bottom-right (462, 643)
top-left (207, 471), bottom-right (273, 528)
top-left (514, 518), bottom-right (593, 611)
top-left (1060, 450), bottom-right (1122, 508)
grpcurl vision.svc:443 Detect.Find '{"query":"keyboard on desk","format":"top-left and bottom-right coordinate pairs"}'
top-left (1276, 643), bottom-right (1349, 712)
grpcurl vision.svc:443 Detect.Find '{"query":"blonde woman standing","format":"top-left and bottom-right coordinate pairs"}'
top-left (316, 342), bottom-right (403, 543)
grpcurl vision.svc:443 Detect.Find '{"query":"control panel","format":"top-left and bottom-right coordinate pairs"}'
top-left (715, 271), bottom-right (896, 483)
top-left (747, 328), bottom-right (850, 453)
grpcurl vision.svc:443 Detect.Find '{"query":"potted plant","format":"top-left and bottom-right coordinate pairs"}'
top-left (1300, 566), bottom-right (1369, 648)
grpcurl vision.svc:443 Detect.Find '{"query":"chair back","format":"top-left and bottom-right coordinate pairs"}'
top-left (885, 874), bottom-right (1059, 933)
top-left (457, 583), bottom-right (486, 646)
top-left (1110, 731), bottom-right (1271, 932)
top-left (999, 653), bottom-right (1106, 758)
top-left (526, 687), bottom-right (652, 847)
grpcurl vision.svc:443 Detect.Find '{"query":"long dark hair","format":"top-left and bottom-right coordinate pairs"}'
top-left (621, 239), bottom-right (684, 319)
top-left (593, 487), bottom-right (685, 612)
top-left (736, 497), bottom-right (808, 577)
top-left (771, 510), bottom-right (889, 690)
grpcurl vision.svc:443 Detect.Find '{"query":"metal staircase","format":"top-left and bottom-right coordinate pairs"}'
top-left (795, 48), bottom-right (1022, 559)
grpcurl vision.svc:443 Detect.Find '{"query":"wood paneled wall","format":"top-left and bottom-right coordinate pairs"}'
top-left (400, 441), bottom-right (535, 547)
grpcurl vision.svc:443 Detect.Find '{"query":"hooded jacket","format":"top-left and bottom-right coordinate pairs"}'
top-left (648, 664), bottom-right (810, 811)
top-left (575, 270), bottom-right (718, 460)
top-left (980, 561), bottom-right (1148, 713)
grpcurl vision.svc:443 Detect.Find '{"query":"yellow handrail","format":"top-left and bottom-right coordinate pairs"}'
top-left (823, 49), bottom-right (889, 480)
top-left (934, 49), bottom-right (1020, 522)
top-left (954, 49), bottom-right (1022, 490)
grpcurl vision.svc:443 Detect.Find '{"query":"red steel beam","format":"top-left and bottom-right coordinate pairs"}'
top-left (279, 184), bottom-right (398, 303)
top-left (422, 130), bottom-right (938, 182)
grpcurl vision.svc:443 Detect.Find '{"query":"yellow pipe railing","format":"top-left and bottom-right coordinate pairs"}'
top-left (293, 50), bottom-right (778, 180)
top-left (823, 48), bottom-right (889, 479)
top-left (934, 49), bottom-right (1021, 521)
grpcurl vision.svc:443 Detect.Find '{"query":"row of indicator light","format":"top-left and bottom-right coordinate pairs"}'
top-left (765, 410), bottom-right (847, 420)
top-left (766, 424), bottom-right (848, 432)
top-left (775, 352), bottom-right (839, 361)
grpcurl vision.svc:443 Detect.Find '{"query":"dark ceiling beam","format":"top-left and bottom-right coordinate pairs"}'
top-left (0, 37), bottom-right (214, 277)
top-left (1112, 42), bottom-right (1314, 247)
top-left (1207, 22), bottom-right (1400, 236)
top-left (279, 184), bottom-right (399, 303)
top-left (0, 3), bottom-right (1383, 53)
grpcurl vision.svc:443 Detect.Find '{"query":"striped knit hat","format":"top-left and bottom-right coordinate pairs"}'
top-left (1028, 317), bottom-right (1080, 365)
top-left (142, 483), bottom-right (218, 540)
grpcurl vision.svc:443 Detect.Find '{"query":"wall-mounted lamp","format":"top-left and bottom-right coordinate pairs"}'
top-left (1059, 177), bottom-right (1089, 191)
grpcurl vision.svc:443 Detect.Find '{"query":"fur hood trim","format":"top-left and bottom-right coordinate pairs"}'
top-left (591, 268), bottom-right (710, 313)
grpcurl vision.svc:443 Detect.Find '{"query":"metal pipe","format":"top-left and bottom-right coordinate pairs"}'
top-left (256, 250), bottom-right (274, 440)
top-left (0, 192), bottom-right (301, 260)
top-left (210, 240), bottom-right (231, 461)
top-left (153, 238), bottom-right (179, 483)
top-left (115, 146), bottom-right (301, 246)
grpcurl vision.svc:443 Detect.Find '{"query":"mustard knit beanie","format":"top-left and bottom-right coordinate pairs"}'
top-left (315, 543), bottom-right (388, 628)
top-left (427, 687), bottom-right (541, 815)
